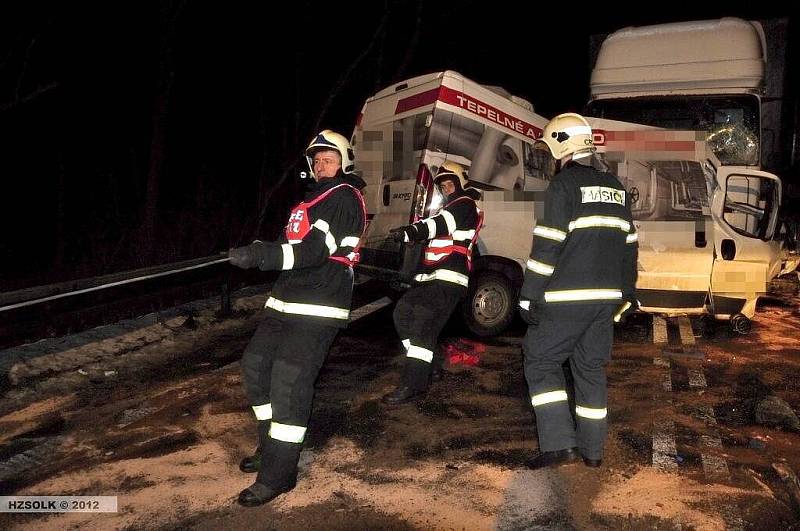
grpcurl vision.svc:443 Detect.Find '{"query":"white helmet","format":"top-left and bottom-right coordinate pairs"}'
top-left (434, 161), bottom-right (469, 190)
top-left (305, 129), bottom-right (355, 176)
top-left (536, 113), bottom-right (596, 160)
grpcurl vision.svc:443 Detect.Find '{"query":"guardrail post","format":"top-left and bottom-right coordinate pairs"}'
top-left (219, 270), bottom-right (232, 317)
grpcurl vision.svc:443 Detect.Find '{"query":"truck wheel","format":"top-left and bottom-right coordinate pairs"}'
top-left (461, 270), bottom-right (516, 337)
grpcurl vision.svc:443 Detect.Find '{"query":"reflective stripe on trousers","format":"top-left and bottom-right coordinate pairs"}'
top-left (270, 421), bottom-right (307, 444)
top-left (406, 343), bottom-right (433, 363)
top-left (531, 390), bottom-right (568, 407)
top-left (252, 403), bottom-right (273, 420)
top-left (265, 296), bottom-right (350, 320)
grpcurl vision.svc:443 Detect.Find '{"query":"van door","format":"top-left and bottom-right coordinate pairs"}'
top-left (709, 167), bottom-right (783, 317)
top-left (613, 158), bottom-right (716, 313)
top-left (356, 111), bottom-right (432, 275)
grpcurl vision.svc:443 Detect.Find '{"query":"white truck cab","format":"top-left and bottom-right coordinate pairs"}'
top-left (591, 122), bottom-right (793, 331)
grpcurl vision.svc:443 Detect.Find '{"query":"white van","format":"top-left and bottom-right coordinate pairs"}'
top-left (351, 71), bottom-right (551, 336)
top-left (351, 71), bottom-right (794, 336)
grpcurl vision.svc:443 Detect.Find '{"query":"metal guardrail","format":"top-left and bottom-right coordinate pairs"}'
top-left (0, 254), bottom-right (231, 313)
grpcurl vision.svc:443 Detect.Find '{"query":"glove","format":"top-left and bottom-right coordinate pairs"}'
top-left (518, 299), bottom-right (539, 326)
top-left (614, 297), bottom-right (640, 323)
top-left (228, 243), bottom-right (259, 269)
top-left (389, 225), bottom-right (417, 243)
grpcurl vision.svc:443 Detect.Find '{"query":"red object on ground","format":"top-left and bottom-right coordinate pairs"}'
top-left (443, 338), bottom-right (485, 366)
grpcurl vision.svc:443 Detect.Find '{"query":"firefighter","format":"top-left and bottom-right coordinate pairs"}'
top-left (228, 129), bottom-right (366, 506)
top-left (383, 162), bottom-right (483, 405)
top-left (519, 113), bottom-right (638, 469)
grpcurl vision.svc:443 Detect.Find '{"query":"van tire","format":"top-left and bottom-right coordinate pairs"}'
top-left (461, 270), bottom-right (515, 337)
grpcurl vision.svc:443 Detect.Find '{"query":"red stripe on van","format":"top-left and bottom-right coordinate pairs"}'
top-left (395, 84), bottom-right (543, 139)
top-left (395, 88), bottom-right (441, 114)
top-left (438, 86), bottom-right (542, 139)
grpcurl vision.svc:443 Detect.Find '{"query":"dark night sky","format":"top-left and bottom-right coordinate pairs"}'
top-left (0, 1), bottom-right (795, 289)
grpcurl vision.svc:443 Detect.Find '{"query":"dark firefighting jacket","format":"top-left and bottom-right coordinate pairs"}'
top-left (520, 161), bottom-right (637, 306)
top-left (406, 189), bottom-right (483, 290)
top-left (249, 171), bottom-right (366, 328)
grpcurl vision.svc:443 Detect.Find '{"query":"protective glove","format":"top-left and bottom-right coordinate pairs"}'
top-left (613, 297), bottom-right (640, 323)
top-left (518, 299), bottom-right (539, 326)
top-left (389, 225), bottom-right (418, 243)
top-left (228, 243), bottom-right (260, 269)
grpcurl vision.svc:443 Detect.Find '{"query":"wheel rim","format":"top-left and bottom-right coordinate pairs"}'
top-left (472, 280), bottom-right (510, 327)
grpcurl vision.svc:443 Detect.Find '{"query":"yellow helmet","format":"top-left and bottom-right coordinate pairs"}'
top-left (305, 129), bottom-right (356, 176)
top-left (536, 113), bottom-right (596, 160)
top-left (434, 161), bottom-right (469, 190)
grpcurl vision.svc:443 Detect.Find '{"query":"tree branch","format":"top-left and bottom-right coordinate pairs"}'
top-left (0, 81), bottom-right (59, 113)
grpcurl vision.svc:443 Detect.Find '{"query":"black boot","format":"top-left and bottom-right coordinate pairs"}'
top-left (238, 479), bottom-right (296, 507)
top-left (582, 456), bottom-right (602, 468)
top-left (384, 359), bottom-right (430, 405)
top-left (239, 438), bottom-right (301, 507)
top-left (240, 420), bottom-right (269, 473)
top-left (383, 385), bottom-right (425, 405)
top-left (527, 447), bottom-right (580, 470)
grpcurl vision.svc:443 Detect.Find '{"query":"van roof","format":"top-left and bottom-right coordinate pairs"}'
top-left (591, 17), bottom-right (765, 97)
top-left (367, 70), bottom-right (533, 111)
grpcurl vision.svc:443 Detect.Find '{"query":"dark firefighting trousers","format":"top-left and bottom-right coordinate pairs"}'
top-left (240, 314), bottom-right (338, 488)
top-left (393, 281), bottom-right (464, 391)
top-left (522, 304), bottom-right (615, 460)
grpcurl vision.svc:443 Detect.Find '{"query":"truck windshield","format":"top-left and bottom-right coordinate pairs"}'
top-left (587, 95), bottom-right (760, 166)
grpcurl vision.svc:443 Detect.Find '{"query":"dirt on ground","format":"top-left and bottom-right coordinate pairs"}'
top-left (1, 277), bottom-right (799, 530)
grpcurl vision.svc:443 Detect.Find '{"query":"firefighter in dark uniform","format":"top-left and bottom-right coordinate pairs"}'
top-left (228, 129), bottom-right (366, 506)
top-left (519, 113), bottom-right (638, 469)
top-left (383, 162), bottom-right (483, 404)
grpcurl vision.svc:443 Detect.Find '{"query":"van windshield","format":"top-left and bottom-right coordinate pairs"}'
top-left (587, 95), bottom-right (760, 166)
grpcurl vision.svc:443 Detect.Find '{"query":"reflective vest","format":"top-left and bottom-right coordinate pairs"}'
top-left (285, 183), bottom-right (366, 267)
top-left (422, 197), bottom-right (484, 271)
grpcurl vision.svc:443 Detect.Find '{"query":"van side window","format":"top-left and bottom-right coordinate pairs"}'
top-left (385, 113), bottom-right (430, 182)
top-left (722, 175), bottom-right (778, 240)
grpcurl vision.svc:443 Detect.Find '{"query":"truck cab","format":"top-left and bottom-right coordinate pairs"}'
top-left (587, 17), bottom-right (793, 172)
top-left (587, 17), bottom-right (799, 317)
top-left (591, 120), bottom-right (793, 329)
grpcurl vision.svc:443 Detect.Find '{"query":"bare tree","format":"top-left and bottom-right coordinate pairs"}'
top-left (392, 0), bottom-right (424, 83)
top-left (238, 4), bottom-right (392, 245)
top-left (0, 15), bottom-right (59, 113)
top-left (138, 0), bottom-right (186, 263)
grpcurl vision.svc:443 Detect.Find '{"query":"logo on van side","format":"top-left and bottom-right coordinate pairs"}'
top-left (392, 192), bottom-right (412, 201)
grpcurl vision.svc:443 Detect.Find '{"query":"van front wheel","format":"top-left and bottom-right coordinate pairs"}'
top-left (461, 270), bottom-right (515, 337)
